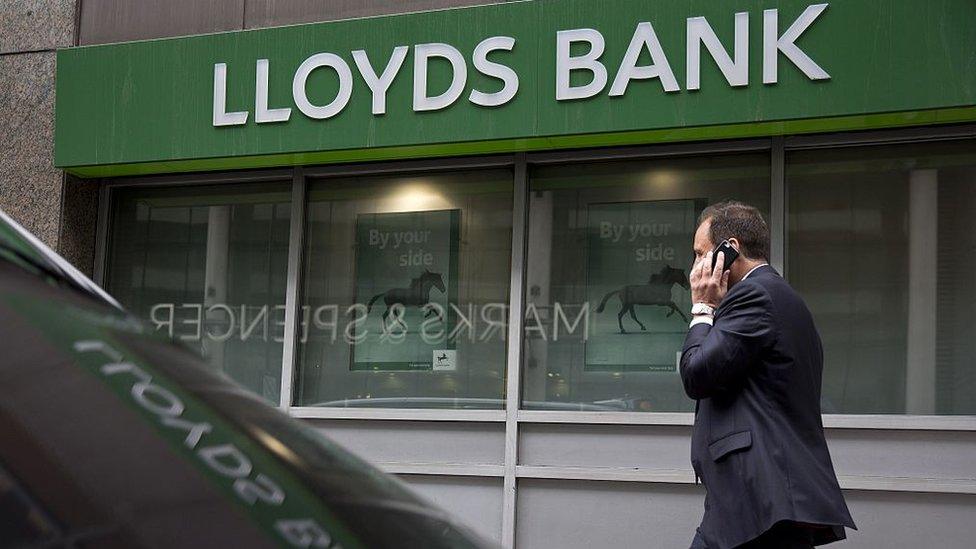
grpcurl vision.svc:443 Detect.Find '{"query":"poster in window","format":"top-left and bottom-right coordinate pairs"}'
top-left (584, 199), bottom-right (702, 372)
top-left (352, 209), bottom-right (460, 371)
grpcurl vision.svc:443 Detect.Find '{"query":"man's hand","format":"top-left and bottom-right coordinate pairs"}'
top-left (691, 251), bottom-right (730, 308)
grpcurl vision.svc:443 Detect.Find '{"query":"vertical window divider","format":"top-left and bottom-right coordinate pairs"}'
top-left (771, 136), bottom-right (786, 276)
top-left (502, 153), bottom-right (529, 548)
top-left (280, 167), bottom-right (307, 410)
top-left (93, 183), bottom-right (111, 287)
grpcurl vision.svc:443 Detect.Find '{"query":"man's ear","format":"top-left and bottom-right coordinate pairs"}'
top-left (727, 237), bottom-right (741, 252)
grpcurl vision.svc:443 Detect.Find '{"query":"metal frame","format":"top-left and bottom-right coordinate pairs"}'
top-left (92, 184), bottom-right (111, 286)
top-left (279, 168), bottom-right (306, 409)
top-left (501, 153), bottom-right (529, 548)
top-left (526, 138), bottom-right (770, 164)
top-left (784, 122), bottom-right (976, 150)
top-left (770, 136), bottom-right (786, 275)
top-left (290, 407), bottom-right (506, 422)
top-left (302, 154), bottom-right (514, 178)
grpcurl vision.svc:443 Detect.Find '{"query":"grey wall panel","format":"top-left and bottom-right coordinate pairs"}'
top-left (519, 424), bottom-right (692, 472)
top-left (0, 51), bottom-right (64, 248)
top-left (0, 0), bottom-right (76, 54)
top-left (516, 479), bottom-right (705, 549)
top-left (826, 429), bottom-right (976, 481)
top-left (519, 424), bottom-right (976, 486)
top-left (243, 0), bottom-right (511, 29)
top-left (77, 0), bottom-right (516, 46)
top-left (307, 419), bottom-right (505, 464)
top-left (78, 0), bottom-right (244, 45)
top-left (515, 480), bottom-right (975, 549)
top-left (843, 490), bottom-right (976, 549)
top-left (403, 475), bottom-right (503, 543)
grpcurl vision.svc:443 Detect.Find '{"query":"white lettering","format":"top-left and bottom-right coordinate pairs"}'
top-left (524, 303), bottom-right (548, 341)
top-left (469, 36), bottom-right (519, 107)
top-left (447, 303), bottom-right (474, 342)
top-left (413, 43), bottom-right (468, 112)
top-left (763, 4), bottom-right (831, 84)
top-left (132, 381), bottom-right (184, 417)
top-left (610, 22), bottom-right (679, 95)
top-left (345, 304), bottom-right (368, 345)
top-left (213, 63), bottom-right (249, 126)
top-left (180, 303), bottom-right (203, 341)
top-left (199, 444), bottom-right (253, 478)
top-left (556, 28), bottom-right (607, 100)
top-left (686, 12), bottom-right (749, 90)
top-left (553, 302), bottom-right (589, 342)
top-left (275, 519), bottom-right (333, 548)
top-left (313, 305), bottom-right (340, 343)
top-left (352, 46), bottom-right (409, 115)
top-left (293, 53), bottom-right (354, 120)
top-left (235, 473), bottom-right (286, 506)
top-left (479, 302), bottom-right (507, 341)
top-left (255, 59), bottom-right (292, 123)
top-left (150, 303), bottom-right (175, 338)
top-left (205, 304), bottom-right (235, 341)
top-left (273, 304), bottom-right (288, 343)
top-left (161, 416), bottom-right (213, 449)
top-left (241, 305), bottom-right (269, 342)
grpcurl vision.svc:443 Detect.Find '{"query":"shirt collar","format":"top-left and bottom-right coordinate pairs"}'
top-left (742, 263), bottom-right (770, 280)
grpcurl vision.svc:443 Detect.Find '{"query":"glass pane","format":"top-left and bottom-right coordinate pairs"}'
top-left (294, 169), bottom-right (513, 408)
top-left (788, 139), bottom-right (976, 415)
top-left (522, 153), bottom-right (770, 412)
top-left (105, 183), bottom-right (291, 404)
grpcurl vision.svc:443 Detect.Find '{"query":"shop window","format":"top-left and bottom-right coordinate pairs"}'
top-left (788, 139), bottom-right (976, 415)
top-left (293, 170), bottom-right (513, 408)
top-left (105, 183), bottom-right (291, 404)
top-left (521, 154), bottom-right (770, 412)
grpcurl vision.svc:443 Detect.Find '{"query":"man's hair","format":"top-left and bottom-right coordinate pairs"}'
top-left (698, 201), bottom-right (770, 261)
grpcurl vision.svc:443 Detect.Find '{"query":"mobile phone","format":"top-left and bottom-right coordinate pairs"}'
top-left (711, 240), bottom-right (739, 272)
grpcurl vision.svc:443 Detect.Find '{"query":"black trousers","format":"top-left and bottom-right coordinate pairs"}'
top-left (691, 522), bottom-right (817, 549)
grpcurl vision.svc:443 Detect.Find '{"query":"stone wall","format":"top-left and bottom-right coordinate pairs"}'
top-left (0, 0), bottom-right (77, 254)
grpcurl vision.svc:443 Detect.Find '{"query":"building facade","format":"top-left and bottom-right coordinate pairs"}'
top-left (4, 1), bottom-right (976, 547)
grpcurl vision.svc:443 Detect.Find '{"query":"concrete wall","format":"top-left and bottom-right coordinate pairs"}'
top-left (0, 0), bottom-right (77, 253)
top-left (77, 0), bottom-right (515, 45)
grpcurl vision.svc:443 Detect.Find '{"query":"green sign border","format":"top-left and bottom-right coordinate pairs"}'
top-left (64, 106), bottom-right (976, 178)
top-left (55, 0), bottom-right (976, 178)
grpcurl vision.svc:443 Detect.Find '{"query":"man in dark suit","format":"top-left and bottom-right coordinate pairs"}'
top-left (681, 201), bottom-right (855, 549)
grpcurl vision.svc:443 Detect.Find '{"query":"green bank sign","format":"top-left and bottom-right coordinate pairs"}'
top-left (55, 0), bottom-right (976, 176)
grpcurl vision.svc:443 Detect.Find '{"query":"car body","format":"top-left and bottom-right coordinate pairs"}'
top-left (0, 209), bottom-right (493, 548)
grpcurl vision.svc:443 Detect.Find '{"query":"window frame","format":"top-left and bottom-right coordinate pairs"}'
top-left (93, 125), bottom-right (976, 431)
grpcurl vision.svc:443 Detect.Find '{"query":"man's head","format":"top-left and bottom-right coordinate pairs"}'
top-left (693, 201), bottom-right (769, 286)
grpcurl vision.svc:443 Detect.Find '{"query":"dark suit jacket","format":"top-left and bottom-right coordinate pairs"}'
top-left (680, 265), bottom-right (855, 549)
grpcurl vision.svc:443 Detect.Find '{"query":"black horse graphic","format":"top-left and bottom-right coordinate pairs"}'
top-left (595, 265), bottom-right (690, 333)
top-left (366, 269), bottom-right (446, 329)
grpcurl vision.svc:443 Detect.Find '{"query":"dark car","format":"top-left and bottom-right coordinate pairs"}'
top-left (0, 209), bottom-right (493, 549)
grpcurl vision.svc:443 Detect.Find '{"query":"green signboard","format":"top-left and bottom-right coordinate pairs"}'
top-left (54, 0), bottom-right (976, 176)
top-left (352, 210), bottom-right (460, 371)
top-left (586, 199), bottom-right (700, 372)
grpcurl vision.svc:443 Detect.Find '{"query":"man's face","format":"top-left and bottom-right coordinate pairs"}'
top-left (693, 218), bottom-right (714, 268)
